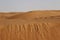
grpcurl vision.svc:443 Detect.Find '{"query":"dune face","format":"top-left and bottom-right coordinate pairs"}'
top-left (0, 10), bottom-right (60, 40)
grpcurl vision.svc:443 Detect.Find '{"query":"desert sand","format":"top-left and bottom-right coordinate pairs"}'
top-left (0, 10), bottom-right (60, 40)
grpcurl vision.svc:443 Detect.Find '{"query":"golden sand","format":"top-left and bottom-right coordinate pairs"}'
top-left (0, 10), bottom-right (60, 40)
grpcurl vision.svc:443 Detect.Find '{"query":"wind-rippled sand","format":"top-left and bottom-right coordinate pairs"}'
top-left (0, 10), bottom-right (60, 40)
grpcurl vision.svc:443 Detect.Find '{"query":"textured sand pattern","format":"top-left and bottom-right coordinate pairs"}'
top-left (0, 23), bottom-right (60, 40)
top-left (0, 10), bottom-right (60, 40)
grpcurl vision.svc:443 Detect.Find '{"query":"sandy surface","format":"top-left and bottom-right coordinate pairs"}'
top-left (0, 10), bottom-right (60, 40)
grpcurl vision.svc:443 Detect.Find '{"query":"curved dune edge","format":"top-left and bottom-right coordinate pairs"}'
top-left (0, 10), bottom-right (60, 18)
top-left (0, 10), bottom-right (60, 19)
top-left (0, 10), bottom-right (60, 40)
top-left (0, 10), bottom-right (60, 23)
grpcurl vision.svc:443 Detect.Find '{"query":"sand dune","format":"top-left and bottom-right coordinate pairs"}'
top-left (0, 10), bottom-right (60, 40)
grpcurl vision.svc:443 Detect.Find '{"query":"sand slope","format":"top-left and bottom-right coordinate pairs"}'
top-left (0, 10), bottom-right (60, 40)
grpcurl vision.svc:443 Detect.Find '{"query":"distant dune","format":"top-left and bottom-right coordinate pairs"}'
top-left (0, 10), bottom-right (60, 40)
